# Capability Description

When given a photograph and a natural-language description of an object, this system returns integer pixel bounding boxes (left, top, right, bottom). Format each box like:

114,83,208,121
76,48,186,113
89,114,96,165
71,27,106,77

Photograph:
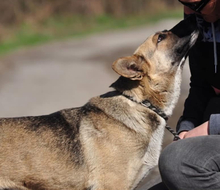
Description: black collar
122,94,168,121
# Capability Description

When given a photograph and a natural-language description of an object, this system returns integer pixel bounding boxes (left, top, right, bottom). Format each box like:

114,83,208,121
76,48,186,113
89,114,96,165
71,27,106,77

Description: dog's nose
169,14,198,38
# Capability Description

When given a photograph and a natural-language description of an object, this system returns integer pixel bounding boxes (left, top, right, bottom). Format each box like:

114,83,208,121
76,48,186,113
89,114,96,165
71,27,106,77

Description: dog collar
122,94,181,140
122,94,168,121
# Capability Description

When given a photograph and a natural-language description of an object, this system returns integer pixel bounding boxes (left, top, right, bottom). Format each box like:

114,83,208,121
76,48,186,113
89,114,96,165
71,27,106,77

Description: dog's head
111,15,199,115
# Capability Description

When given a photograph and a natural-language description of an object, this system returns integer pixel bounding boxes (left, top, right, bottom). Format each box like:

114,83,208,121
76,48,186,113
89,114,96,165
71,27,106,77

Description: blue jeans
159,136,220,190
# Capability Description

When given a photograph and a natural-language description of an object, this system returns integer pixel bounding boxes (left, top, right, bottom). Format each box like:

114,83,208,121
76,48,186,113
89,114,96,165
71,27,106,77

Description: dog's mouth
174,30,199,65
169,14,200,66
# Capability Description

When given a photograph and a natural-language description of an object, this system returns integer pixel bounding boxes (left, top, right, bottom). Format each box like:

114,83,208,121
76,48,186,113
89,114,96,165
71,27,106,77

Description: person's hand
178,121,209,139
178,131,188,139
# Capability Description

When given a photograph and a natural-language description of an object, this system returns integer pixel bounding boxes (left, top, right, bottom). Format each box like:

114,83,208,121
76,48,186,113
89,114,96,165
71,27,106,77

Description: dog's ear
112,55,144,80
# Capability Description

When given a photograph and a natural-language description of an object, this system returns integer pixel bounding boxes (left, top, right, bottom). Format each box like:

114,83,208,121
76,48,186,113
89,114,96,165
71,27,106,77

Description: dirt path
0,18,190,189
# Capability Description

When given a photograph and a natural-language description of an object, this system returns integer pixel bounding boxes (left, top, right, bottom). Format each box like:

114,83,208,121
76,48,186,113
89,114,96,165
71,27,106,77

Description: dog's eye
157,34,166,43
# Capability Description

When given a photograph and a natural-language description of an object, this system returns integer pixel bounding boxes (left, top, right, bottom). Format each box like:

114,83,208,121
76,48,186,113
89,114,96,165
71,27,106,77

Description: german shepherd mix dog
0,16,198,190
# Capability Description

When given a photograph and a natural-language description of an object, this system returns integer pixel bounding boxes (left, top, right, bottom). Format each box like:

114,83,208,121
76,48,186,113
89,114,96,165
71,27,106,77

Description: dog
0,16,199,190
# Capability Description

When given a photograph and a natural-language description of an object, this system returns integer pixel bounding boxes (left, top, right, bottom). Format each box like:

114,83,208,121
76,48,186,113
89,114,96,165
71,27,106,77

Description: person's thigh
159,136,220,190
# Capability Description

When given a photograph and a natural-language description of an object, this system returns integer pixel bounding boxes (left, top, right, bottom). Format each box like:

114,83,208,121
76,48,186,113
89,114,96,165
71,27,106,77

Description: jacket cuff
209,114,220,135
177,120,195,134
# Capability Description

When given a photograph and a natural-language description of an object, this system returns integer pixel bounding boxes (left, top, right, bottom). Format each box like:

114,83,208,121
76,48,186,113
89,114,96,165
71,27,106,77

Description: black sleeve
176,41,216,133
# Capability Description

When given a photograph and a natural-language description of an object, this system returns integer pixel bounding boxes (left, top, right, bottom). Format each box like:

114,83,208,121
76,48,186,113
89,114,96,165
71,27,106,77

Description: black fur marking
81,103,103,116
100,91,121,99
110,76,139,91
0,103,104,166
148,112,160,131
24,110,84,165
19,103,103,165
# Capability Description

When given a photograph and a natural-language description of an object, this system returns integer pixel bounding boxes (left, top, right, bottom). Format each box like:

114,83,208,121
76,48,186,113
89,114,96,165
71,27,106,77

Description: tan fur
0,19,198,190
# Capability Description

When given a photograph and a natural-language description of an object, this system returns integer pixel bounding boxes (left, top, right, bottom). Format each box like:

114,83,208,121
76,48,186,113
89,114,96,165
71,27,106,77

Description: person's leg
148,182,168,190
159,136,220,190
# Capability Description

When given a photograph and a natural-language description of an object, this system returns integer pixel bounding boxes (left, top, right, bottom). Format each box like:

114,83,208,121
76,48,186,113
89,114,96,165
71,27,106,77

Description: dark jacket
177,15,220,135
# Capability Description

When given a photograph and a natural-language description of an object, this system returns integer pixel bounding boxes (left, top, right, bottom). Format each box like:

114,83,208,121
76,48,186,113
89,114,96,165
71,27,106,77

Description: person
156,0,220,190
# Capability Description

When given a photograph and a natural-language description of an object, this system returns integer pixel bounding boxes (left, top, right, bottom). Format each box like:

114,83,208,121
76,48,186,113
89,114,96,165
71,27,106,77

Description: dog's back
0,108,88,190
0,96,157,190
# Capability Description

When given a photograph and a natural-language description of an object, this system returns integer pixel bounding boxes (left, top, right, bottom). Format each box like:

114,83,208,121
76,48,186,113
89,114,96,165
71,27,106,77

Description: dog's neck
122,94,168,121
110,75,181,118
163,67,182,116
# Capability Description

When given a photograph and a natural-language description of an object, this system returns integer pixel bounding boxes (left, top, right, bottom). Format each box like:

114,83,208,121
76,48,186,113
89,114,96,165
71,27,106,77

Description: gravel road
0,18,190,189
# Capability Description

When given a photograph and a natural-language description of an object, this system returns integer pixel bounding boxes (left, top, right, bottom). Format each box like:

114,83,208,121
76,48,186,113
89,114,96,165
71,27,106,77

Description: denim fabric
177,120,195,135
159,136,220,190
209,114,220,135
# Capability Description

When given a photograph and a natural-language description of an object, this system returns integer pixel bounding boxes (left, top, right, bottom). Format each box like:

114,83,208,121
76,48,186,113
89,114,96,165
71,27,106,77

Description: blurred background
0,0,181,55
0,1,188,189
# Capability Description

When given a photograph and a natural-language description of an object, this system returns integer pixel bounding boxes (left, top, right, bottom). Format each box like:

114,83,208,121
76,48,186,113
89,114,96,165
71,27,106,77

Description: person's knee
159,137,220,190
159,141,182,178
159,139,191,189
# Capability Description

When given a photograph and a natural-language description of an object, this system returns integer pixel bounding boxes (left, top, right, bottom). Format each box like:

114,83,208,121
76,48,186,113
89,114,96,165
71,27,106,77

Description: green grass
0,9,183,56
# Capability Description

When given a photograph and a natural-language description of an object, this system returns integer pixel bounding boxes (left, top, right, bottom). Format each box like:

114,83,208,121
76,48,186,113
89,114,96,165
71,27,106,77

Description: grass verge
0,9,183,56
